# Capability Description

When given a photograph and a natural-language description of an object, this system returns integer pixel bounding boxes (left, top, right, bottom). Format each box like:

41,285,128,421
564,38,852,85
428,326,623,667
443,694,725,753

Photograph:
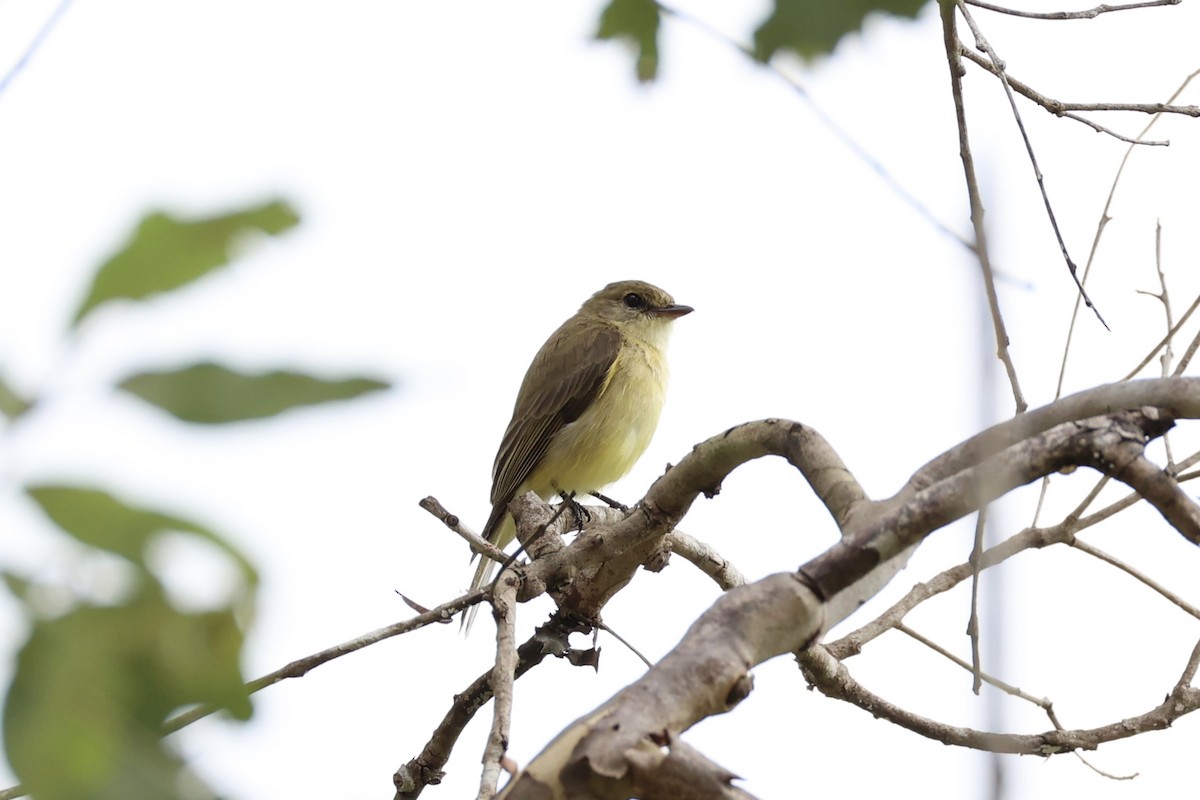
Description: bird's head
582,280,693,343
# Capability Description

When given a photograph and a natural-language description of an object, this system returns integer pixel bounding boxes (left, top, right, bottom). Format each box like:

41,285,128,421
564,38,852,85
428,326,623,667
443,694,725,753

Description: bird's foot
553,484,591,532
564,492,591,532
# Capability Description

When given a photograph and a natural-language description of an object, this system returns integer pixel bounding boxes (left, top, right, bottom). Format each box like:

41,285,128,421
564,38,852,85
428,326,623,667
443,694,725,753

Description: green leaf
118,362,390,424
596,0,661,82
28,485,202,566
3,589,249,800
71,198,300,327
753,0,928,62
25,485,257,586
0,370,31,420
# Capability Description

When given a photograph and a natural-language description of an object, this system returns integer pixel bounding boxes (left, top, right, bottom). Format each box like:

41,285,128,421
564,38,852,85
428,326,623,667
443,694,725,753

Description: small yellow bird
464,280,692,632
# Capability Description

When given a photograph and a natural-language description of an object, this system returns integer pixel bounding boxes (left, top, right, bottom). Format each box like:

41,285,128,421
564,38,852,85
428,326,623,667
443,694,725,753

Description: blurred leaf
0,370,31,420
2,571,32,602
118,362,390,424
3,588,249,800
596,0,660,82
753,0,928,62
71,198,300,327
25,485,257,586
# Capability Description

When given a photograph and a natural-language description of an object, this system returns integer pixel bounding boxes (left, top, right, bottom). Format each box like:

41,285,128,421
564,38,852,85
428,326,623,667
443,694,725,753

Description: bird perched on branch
463,279,692,632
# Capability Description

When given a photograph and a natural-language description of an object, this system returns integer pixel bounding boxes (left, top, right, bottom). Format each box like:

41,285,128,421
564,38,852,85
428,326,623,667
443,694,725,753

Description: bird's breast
530,336,669,496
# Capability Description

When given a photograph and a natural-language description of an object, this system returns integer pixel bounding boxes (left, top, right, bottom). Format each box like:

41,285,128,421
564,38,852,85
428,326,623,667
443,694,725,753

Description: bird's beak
650,303,693,319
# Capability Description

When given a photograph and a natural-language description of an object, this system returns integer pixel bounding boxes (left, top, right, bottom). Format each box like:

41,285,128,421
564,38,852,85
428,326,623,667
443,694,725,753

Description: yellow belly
524,337,668,499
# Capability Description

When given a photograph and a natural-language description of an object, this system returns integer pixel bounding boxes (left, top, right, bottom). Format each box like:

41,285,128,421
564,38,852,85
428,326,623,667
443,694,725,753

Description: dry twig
938,0,1028,412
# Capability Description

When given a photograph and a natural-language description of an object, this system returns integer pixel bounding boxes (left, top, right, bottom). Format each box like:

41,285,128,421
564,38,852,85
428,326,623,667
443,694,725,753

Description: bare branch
163,588,484,736
911,378,1200,487
520,419,868,623
896,624,1053,710
798,643,1200,754
1172,314,1200,377
1121,293,1200,382
967,509,987,694
499,572,820,799
959,49,1173,143
421,496,509,565
667,529,748,590
1179,636,1200,687
1070,539,1200,619
597,621,654,668
407,383,1200,792
1057,69,1200,397
960,49,1200,118
1109,453,1200,544
957,0,1108,329
479,575,520,800
965,0,1180,19
505,404,1190,788
394,614,592,799
938,0,1028,412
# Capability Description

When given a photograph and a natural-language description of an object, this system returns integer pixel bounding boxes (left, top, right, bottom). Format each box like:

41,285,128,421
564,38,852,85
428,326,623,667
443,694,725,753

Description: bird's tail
462,503,511,634
461,555,496,634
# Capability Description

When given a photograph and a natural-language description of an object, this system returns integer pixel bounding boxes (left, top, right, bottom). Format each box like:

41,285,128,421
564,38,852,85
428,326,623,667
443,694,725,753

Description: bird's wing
489,321,622,513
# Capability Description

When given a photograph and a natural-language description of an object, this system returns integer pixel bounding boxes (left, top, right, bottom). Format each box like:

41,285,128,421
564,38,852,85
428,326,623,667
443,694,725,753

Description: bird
463,279,692,632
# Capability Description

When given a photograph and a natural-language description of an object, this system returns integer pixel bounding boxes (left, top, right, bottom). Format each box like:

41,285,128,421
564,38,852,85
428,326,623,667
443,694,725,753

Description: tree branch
964,0,1181,20
938,0,1028,412
501,403,1191,792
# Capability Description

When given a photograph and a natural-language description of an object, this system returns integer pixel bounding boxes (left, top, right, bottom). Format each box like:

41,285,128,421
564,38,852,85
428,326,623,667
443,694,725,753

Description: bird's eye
623,293,646,309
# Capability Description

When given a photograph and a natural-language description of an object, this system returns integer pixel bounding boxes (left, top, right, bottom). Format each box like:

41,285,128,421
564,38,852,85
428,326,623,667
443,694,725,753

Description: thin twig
1173,324,1200,377
898,624,1051,708
959,49,1174,143
967,508,987,694
966,0,1179,21
1179,635,1200,686
1150,221,1176,465
1057,69,1200,397
1143,220,1176,376
1071,750,1139,780
420,496,508,565
939,0,1028,411
897,625,1140,787
1121,291,1200,381
597,621,654,668
162,588,484,735
958,0,1108,329
1070,539,1200,619
800,643,1200,755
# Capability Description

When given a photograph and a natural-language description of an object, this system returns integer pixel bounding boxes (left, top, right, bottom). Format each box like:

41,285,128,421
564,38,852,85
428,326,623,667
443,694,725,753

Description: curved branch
519,419,867,622
798,645,1200,755
911,377,1200,488
667,530,748,591
502,405,1189,792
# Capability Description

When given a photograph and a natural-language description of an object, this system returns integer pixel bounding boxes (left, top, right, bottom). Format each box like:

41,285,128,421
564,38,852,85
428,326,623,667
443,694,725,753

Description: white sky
2,1,1200,798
